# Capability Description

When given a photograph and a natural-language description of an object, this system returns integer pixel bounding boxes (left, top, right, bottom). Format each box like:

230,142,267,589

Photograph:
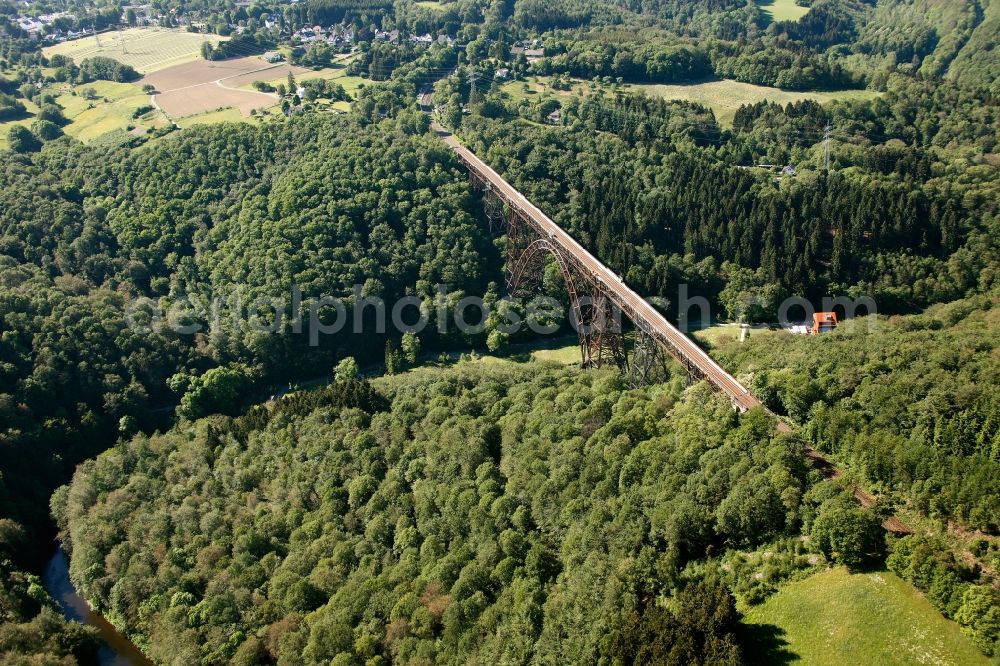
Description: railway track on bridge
431,121,910,534
433,123,760,411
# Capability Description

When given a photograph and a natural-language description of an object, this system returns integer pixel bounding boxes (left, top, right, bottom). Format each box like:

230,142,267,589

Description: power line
467,68,480,104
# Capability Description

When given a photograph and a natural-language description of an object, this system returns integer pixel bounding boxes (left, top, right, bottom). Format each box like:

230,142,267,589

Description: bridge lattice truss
466,167,707,389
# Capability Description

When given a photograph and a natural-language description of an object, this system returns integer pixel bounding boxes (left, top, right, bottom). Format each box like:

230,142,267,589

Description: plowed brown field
142,57,309,118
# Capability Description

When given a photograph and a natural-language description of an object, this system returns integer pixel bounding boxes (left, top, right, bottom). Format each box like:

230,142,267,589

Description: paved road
435,124,761,411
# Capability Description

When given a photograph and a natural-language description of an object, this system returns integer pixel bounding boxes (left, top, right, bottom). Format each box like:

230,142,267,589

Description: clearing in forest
503,76,877,127
742,567,989,665
756,0,811,23
636,80,878,126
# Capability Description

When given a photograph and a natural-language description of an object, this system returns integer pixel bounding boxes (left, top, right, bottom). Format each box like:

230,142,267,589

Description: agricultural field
141,57,293,118
223,63,313,89
743,568,990,665
756,0,811,23
42,28,226,74
142,57,296,91
154,83,276,118
234,54,364,96
175,106,254,128
142,57,361,119
1,54,362,146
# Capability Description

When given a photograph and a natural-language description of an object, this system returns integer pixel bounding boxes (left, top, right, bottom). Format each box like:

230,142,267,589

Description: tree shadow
739,622,796,665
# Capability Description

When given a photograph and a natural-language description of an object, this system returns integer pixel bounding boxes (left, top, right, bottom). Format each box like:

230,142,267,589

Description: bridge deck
436,127,761,411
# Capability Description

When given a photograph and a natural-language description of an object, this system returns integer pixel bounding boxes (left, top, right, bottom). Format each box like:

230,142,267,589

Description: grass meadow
757,0,811,23
743,567,989,665
0,79,170,148
502,76,878,127
635,80,879,126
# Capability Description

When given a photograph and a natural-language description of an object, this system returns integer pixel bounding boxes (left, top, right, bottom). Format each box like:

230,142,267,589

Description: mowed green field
743,568,989,665
502,76,878,127
502,76,598,103
635,80,879,126
43,28,225,74
175,106,254,128
757,0,811,23
692,323,788,348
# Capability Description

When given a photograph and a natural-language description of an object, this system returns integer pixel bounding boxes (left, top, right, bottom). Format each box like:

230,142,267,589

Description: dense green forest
0,109,504,660
716,295,1000,531
52,291,1000,663
0,523,99,662
54,363,827,664
712,293,1000,653
447,83,998,313
1,0,1000,662
0,110,495,599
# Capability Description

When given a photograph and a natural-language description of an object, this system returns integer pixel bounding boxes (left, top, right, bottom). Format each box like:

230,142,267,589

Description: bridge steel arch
507,235,631,371
449,130,759,407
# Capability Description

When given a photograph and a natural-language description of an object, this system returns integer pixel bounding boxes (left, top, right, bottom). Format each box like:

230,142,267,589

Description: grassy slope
55,81,165,142
175,107,253,128
0,97,38,150
0,81,170,147
743,568,989,665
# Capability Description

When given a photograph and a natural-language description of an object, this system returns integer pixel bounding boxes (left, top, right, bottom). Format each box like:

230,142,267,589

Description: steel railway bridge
435,126,761,412
431,120,914,532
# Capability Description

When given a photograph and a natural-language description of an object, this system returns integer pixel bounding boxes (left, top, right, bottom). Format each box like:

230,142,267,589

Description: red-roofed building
812,312,838,335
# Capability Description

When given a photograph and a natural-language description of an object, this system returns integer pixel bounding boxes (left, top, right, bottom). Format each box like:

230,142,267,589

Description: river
43,548,154,666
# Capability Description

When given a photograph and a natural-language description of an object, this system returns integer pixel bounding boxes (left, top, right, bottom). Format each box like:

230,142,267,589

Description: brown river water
43,548,154,666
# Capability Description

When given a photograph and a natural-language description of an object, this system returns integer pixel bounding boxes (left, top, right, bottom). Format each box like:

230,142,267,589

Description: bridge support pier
465,165,680,388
